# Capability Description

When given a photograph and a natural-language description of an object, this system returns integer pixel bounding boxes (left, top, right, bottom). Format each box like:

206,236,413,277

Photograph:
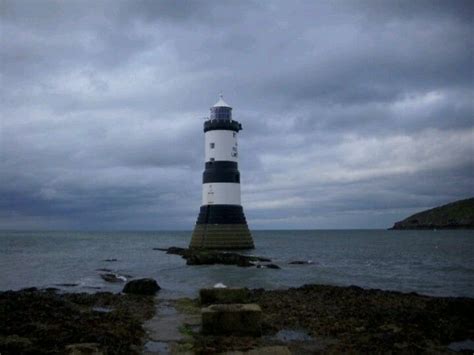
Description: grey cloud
1,0,472,230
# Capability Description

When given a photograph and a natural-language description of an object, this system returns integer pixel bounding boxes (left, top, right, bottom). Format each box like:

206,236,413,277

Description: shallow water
0,230,473,298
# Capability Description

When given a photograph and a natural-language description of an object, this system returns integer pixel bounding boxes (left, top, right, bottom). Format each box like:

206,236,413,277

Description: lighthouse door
207,185,214,204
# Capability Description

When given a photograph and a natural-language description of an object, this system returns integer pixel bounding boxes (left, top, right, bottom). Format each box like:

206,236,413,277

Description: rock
0,288,155,354
100,273,126,283
186,251,255,267
55,283,79,287
224,346,292,355
289,260,314,265
202,304,262,336
103,258,117,262
379,323,402,333
44,287,60,292
65,343,103,355
122,278,160,295
264,263,281,269
20,287,38,292
250,255,271,262
165,246,189,256
155,247,272,268
200,288,251,305
0,335,33,353
153,246,189,256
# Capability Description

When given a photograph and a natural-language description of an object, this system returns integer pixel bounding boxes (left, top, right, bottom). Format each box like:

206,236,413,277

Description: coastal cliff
390,198,474,230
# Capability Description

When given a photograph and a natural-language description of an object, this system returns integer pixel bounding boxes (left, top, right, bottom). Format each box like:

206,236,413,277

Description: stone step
201,304,262,336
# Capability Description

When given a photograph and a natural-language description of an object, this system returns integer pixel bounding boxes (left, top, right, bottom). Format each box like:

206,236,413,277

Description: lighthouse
189,95,254,249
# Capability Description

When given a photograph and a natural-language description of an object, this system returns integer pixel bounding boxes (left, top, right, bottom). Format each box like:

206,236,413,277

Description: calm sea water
0,230,473,298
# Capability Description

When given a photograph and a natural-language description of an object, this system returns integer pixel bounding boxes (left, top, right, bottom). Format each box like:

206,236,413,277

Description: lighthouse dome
210,94,232,120
213,94,231,108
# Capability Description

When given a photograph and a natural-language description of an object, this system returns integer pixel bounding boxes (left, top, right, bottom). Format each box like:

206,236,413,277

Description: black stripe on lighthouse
204,120,242,133
203,161,240,184
196,205,248,225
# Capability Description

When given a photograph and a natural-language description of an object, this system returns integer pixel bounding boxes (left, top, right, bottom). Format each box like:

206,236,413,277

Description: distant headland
390,198,474,230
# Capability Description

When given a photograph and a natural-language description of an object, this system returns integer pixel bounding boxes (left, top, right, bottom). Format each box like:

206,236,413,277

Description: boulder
165,246,189,256
155,247,272,268
153,246,189,256
289,260,314,265
186,251,254,267
122,278,160,295
200,288,250,305
202,303,262,336
233,346,292,355
264,263,281,269
0,335,33,353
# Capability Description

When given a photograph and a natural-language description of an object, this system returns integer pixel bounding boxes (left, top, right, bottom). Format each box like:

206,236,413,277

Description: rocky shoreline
1,283,473,354
0,287,155,354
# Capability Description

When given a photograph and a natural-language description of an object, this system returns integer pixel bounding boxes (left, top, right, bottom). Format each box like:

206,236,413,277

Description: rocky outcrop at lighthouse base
390,197,474,230
154,247,274,268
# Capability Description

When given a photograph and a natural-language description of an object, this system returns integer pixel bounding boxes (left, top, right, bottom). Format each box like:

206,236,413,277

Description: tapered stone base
189,224,254,250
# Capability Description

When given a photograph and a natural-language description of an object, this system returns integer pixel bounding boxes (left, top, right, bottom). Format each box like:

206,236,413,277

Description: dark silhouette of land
390,198,474,230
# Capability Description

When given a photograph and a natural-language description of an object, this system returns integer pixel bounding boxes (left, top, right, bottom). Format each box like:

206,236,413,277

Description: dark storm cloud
0,0,472,229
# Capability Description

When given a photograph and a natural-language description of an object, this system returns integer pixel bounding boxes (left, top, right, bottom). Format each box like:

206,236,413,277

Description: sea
1,230,473,299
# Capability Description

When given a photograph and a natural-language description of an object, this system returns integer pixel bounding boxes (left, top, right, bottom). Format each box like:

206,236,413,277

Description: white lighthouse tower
189,95,254,249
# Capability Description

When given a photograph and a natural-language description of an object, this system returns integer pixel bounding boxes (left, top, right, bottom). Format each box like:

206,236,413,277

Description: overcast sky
1,0,473,230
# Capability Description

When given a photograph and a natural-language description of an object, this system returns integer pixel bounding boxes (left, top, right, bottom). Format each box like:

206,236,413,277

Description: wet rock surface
263,263,281,269
202,304,262,336
288,260,314,265
100,273,128,283
2,283,473,354
123,278,160,296
156,247,276,268
248,284,474,353
170,285,474,354
0,288,155,354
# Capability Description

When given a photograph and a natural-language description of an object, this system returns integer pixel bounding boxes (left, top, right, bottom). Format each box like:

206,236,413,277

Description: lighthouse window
210,143,215,149
210,158,215,162
233,132,236,137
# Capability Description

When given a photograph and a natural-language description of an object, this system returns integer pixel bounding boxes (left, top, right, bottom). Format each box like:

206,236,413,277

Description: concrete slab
201,303,262,336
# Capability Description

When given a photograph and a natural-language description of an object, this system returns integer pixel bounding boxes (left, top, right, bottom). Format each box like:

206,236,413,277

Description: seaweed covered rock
156,247,273,268
122,278,160,295
186,250,255,267
0,289,155,354
202,303,262,336
100,273,127,283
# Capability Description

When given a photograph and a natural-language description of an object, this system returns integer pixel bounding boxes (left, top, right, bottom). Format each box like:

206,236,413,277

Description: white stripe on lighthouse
205,130,238,163
202,183,241,205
